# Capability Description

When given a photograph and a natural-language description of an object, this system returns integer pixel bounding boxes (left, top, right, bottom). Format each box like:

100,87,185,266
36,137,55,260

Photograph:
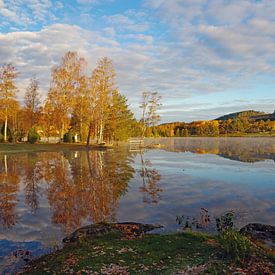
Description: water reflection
139,154,162,204
150,137,275,163
0,150,137,233
0,138,274,272
0,155,19,228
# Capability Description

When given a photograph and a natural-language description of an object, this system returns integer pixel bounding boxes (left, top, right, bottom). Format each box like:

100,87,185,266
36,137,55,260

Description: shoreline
20,223,275,275
0,135,274,153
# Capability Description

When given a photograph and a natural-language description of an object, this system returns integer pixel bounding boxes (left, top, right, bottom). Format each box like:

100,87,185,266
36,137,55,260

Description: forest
0,51,162,144
146,111,275,137
0,51,274,144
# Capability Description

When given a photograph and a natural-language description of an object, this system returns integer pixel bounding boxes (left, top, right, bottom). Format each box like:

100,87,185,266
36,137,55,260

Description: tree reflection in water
0,149,136,234
151,137,275,163
0,155,20,228
138,152,162,204
23,153,43,213
43,150,136,233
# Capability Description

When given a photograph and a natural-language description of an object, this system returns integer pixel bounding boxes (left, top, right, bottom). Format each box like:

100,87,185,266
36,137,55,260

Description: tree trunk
86,122,92,146
4,155,8,174
4,110,8,143
60,122,64,142
80,119,82,142
98,119,103,144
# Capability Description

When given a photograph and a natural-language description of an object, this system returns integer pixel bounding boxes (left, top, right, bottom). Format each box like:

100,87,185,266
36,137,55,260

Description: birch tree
46,51,86,140
0,64,18,142
139,91,162,138
88,57,116,144
24,77,41,128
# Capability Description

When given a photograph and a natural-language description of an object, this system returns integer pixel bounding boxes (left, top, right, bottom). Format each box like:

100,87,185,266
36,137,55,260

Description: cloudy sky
0,0,274,122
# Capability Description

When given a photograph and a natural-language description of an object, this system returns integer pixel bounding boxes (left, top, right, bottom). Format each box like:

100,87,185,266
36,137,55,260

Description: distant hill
215,110,265,121
252,111,275,121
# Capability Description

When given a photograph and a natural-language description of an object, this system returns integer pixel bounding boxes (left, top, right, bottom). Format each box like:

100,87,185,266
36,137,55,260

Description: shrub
63,129,74,143
0,133,3,143
216,211,252,262
216,211,235,232
218,229,252,262
28,128,40,144
0,125,13,142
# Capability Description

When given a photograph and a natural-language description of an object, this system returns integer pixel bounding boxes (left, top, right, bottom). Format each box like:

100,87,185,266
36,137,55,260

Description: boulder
63,222,163,243
240,223,275,249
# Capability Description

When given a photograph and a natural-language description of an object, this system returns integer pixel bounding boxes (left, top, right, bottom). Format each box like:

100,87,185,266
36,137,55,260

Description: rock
63,222,163,243
240,223,275,249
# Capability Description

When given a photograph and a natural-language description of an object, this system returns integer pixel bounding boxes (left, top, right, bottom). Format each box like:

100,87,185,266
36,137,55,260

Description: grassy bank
22,231,274,275
0,143,115,154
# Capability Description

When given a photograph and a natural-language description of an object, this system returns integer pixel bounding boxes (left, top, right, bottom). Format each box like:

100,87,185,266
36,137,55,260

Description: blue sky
0,0,274,122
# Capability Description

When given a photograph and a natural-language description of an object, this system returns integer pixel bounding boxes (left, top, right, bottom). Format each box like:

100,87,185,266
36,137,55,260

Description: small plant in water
215,211,235,232
176,208,210,231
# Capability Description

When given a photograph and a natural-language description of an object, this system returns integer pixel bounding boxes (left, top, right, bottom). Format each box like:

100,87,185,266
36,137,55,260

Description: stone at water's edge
63,222,163,243
240,223,275,249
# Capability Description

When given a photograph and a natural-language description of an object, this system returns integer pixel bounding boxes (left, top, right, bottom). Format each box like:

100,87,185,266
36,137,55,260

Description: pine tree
104,90,135,141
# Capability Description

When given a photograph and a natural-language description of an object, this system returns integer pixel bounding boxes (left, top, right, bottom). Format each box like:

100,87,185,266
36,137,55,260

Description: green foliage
218,229,252,262
0,133,3,142
216,211,235,232
28,128,40,144
104,91,136,141
216,212,252,263
63,129,74,143
0,125,13,142
13,130,25,142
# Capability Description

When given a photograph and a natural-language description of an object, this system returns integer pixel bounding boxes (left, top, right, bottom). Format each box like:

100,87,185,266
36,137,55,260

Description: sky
0,0,274,122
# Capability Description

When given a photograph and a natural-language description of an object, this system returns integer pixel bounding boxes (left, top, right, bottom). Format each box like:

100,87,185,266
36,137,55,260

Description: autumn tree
139,91,162,138
0,63,19,142
87,57,116,145
46,51,86,140
24,77,41,128
40,101,60,141
71,75,92,142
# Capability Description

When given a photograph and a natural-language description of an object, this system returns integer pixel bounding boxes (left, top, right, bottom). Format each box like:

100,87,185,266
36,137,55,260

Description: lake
0,137,274,272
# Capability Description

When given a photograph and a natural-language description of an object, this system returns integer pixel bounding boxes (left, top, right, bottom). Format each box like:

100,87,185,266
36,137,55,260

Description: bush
0,125,12,142
216,211,252,262
216,211,235,232
218,229,252,262
63,129,74,143
28,128,40,144
0,133,3,143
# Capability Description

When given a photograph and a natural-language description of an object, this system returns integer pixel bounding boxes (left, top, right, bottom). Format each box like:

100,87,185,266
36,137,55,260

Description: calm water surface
0,137,274,272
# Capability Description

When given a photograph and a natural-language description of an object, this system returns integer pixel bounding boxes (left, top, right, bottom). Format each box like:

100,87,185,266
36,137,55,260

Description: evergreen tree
104,90,136,141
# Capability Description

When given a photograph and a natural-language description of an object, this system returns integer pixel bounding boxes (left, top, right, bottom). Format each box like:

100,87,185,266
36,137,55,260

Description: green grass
0,143,113,153
21,231,275,275
21,232,229,275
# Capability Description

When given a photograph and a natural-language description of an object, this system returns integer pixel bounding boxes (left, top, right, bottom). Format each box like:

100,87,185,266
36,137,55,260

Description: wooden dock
128,138,144,150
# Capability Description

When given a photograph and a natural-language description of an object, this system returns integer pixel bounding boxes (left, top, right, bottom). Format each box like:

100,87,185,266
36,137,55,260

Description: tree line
0,51,161,144
145,117,274,137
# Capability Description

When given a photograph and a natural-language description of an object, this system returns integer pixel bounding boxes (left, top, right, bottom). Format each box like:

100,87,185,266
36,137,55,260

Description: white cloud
0,0,274,121
0,24,155,105
0,0,20,23
0,0,55,27
105,14,149,32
